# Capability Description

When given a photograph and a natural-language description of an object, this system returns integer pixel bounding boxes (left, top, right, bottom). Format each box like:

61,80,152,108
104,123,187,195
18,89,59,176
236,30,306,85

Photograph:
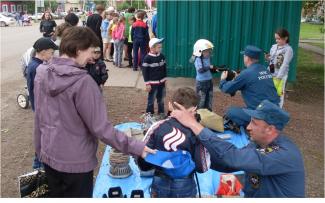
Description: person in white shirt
265,28,293,108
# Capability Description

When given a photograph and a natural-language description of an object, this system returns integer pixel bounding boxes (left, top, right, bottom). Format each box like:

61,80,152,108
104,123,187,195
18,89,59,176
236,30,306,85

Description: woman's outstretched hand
141,146,157,159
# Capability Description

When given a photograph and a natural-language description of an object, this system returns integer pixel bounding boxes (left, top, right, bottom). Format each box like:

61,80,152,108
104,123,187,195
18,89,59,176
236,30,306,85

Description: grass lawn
300,23,324,39
309,42,325,49
289,47,324,103
296,47,324,87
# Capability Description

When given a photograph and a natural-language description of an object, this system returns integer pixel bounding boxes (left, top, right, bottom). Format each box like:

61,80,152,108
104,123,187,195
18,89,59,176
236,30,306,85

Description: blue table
93,122,249,198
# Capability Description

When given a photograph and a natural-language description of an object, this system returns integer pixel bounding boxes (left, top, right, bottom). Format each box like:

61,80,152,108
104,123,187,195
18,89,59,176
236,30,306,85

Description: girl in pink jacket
112,16,125,68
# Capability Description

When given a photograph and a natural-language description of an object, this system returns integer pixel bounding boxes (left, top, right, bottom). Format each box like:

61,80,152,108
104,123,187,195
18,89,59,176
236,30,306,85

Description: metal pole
35,0,37,15
35,0,37,22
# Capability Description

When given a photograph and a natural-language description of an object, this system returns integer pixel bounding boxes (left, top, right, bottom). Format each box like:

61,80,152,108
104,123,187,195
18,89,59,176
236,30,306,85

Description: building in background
56,0,84,12
0,1,28,13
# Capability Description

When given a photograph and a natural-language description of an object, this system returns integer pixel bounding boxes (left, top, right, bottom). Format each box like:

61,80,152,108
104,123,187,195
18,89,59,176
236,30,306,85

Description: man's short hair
172,87,199,109
64,13,79,26
60,27,100,57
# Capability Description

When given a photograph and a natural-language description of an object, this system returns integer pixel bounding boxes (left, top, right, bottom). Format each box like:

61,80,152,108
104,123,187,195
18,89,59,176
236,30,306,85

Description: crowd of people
22,4,305,198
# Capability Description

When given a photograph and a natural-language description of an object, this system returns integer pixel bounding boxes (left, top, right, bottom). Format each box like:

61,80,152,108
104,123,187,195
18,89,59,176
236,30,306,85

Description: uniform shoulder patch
256,144,280,154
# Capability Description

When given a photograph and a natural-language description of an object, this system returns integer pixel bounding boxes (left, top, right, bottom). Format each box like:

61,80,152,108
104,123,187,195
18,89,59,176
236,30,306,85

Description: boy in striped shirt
142,38,167,118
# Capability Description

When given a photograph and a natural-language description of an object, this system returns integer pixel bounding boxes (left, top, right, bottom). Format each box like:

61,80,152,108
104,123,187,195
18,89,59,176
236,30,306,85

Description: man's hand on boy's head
171,102,204,135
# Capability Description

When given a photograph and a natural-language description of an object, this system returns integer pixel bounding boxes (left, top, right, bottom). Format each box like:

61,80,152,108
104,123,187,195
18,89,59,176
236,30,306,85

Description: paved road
1,24,42,84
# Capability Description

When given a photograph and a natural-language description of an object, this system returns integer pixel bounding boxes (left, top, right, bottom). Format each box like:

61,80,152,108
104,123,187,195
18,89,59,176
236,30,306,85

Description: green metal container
157,1,302,82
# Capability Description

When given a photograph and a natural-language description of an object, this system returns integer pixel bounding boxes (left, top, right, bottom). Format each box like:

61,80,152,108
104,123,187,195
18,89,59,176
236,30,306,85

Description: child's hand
221,71,228,80
264,53,271,61
145,84,151,92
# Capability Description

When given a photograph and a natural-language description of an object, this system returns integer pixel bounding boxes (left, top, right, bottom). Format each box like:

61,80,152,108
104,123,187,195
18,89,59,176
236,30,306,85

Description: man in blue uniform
220,45,280,128
170,99,305,197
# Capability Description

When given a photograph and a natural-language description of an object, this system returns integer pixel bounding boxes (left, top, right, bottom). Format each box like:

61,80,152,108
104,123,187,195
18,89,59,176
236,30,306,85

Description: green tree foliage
116,0,151,11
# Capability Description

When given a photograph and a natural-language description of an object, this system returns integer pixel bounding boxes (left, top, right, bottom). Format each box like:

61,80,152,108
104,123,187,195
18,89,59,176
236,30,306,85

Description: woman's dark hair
55,22,72,38
41,11,52,20
275,28,290,43
60,27,100,57
64,13,79,26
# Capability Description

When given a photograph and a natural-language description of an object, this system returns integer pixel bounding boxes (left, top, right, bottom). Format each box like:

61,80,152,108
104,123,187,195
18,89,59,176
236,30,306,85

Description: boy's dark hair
96,4,105,12
136,11,145,20
129,16,136,22
60,27,100,57
127,7,136,13
275,28,290,43
64,13,79,26
172,87,199,109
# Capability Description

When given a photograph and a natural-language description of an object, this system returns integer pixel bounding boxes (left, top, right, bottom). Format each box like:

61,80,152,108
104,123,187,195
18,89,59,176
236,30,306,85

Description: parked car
30,13,43,20
0,13,15,26
60,11,68,17
51,12,59,19
1,12,16,18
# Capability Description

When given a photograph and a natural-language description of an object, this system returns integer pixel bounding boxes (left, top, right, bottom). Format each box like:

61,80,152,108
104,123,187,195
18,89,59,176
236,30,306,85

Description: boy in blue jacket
138,87,210,197
26,37,58,169
131,11,150,71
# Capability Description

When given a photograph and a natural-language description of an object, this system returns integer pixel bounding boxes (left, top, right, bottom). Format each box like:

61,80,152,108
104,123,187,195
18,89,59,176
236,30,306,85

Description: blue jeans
114,40,124,67
150,175,197,197
226,106,251,127
146,83,166,114
133,39,147,70
33,154,44,169
196,80,213,111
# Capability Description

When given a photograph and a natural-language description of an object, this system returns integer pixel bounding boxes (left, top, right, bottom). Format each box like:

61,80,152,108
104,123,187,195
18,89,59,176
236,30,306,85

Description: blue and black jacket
138,118,210,175
131,20,150,43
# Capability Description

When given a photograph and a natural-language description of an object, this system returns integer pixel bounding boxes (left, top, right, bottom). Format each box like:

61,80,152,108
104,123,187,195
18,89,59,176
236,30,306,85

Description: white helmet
107,6,115,12
193,39,214,57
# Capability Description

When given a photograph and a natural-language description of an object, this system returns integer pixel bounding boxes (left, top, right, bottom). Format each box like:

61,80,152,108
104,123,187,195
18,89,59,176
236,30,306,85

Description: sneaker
157,113,166,120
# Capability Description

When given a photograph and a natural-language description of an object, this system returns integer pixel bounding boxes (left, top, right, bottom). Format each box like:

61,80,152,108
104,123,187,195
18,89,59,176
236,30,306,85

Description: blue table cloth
93,122,249,198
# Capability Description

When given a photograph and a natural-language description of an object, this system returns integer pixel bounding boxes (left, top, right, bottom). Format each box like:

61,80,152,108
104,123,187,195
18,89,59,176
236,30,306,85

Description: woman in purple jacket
33,26,154,197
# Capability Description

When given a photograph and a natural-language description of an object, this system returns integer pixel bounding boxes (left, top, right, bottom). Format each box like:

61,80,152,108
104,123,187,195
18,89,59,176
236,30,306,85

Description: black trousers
127,42,133,66
44,164,93,198
110,43,114,58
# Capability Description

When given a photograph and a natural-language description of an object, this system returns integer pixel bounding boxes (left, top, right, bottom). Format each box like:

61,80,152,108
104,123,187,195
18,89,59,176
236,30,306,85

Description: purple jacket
34,57,145,173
